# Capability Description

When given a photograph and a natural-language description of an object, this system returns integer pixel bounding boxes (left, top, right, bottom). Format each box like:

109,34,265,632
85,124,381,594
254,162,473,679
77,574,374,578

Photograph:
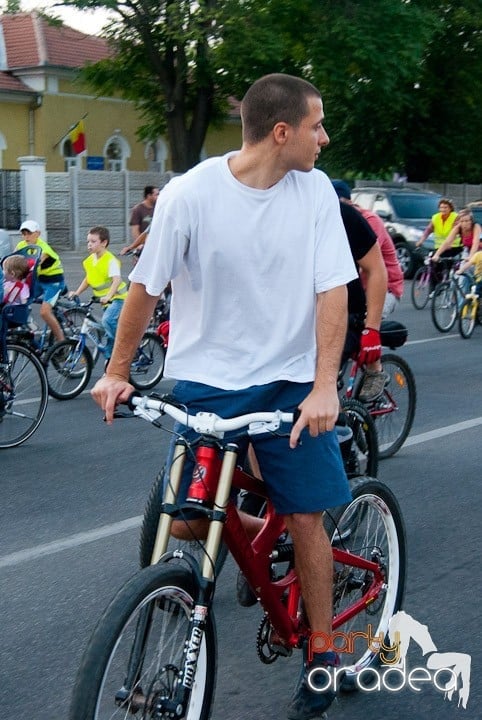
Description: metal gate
0,170,21,230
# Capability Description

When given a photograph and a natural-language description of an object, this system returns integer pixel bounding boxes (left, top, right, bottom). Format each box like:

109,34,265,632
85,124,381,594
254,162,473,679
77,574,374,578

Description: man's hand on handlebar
289,385,339,449
91,375,134,424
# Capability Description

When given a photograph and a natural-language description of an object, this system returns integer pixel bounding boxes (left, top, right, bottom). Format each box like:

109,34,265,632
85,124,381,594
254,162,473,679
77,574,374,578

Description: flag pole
52,112,88,150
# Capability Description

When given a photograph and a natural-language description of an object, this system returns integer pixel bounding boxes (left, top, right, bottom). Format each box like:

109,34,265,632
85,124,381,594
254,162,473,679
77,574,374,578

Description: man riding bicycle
92,74,358,720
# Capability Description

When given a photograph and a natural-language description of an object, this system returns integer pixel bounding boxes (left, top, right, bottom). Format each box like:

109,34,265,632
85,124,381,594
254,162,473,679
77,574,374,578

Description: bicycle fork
146,439,238,716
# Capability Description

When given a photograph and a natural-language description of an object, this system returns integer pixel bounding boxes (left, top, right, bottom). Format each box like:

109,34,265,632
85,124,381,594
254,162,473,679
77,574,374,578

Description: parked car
351,186,442,278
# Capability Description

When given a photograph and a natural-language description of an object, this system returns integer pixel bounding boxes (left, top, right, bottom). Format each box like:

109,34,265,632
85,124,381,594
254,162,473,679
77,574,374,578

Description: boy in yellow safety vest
68,226,128,360
16,220,66,341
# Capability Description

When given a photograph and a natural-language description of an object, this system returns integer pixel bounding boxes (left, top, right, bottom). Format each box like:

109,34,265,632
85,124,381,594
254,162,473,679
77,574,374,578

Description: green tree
59,0,314,171
403,0,482,182
58,0,481,180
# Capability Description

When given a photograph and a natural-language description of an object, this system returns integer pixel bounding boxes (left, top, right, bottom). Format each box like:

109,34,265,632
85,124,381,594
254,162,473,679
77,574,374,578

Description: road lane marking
405,334,458,346
403,416,482,446
3,414,482,570
0,516,142,569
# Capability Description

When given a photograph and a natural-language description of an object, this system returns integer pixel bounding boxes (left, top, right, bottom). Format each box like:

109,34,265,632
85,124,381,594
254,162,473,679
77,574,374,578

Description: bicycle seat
380,320,407,349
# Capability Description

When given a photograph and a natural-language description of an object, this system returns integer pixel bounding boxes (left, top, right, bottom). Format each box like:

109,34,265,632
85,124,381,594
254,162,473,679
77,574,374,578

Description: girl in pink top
2,254,31,304
433,210,481,262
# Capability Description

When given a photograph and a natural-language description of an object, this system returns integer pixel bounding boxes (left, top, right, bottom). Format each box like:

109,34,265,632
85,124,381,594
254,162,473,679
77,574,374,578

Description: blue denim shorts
164,380,351,515
40,280,66,306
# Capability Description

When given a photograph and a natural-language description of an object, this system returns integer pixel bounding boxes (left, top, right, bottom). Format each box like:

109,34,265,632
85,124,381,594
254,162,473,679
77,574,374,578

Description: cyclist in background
416,198,460,293
416,197,459,255
432,209,482,263
16,220,66,341
332,180,403,317
92,73,358,720
331,181,388,403
68,226,128,362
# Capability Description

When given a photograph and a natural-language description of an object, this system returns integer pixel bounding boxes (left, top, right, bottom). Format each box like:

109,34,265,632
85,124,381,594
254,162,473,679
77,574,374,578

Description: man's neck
228,146,287,190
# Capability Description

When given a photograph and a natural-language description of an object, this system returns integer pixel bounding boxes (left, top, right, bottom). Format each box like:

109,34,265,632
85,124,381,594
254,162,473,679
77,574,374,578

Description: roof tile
1,12,109,70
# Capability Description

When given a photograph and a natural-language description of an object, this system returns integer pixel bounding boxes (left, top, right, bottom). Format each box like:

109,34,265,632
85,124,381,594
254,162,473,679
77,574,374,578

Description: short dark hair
88,226,110,246
438,198,455,212
241,73,321,145
144,186,156,198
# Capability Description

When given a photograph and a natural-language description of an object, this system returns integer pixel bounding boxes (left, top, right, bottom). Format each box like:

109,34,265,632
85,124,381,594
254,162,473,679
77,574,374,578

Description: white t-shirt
130,153,357,390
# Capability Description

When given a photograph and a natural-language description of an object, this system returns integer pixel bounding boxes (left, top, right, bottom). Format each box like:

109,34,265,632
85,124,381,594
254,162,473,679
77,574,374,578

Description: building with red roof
0,11,240,172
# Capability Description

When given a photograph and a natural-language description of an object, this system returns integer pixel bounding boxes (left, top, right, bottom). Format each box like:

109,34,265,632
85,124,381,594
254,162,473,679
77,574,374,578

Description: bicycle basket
380,320,407,349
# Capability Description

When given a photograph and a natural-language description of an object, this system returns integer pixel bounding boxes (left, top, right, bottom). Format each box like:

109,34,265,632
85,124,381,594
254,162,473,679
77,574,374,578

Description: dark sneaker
358,369,390,403
287,646,339,720
236,570,257,607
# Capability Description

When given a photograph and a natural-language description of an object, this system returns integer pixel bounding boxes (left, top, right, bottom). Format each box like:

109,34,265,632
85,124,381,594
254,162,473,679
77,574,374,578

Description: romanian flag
69,120,86,154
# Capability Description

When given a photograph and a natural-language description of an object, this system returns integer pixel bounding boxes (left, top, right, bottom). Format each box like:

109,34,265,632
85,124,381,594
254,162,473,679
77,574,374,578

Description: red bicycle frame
181,441,387,651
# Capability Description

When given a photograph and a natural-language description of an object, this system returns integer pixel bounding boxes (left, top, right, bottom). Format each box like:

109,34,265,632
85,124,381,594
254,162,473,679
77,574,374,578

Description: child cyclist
456,248,482,296
16,220,66,341
68,226,128,361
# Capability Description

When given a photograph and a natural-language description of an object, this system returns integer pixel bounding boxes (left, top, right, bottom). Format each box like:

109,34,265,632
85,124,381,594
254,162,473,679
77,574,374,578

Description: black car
351,186,442,278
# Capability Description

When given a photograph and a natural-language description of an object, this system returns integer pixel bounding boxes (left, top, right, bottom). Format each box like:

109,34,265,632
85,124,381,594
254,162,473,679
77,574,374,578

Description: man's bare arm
290,285,348,447
357,242,387,331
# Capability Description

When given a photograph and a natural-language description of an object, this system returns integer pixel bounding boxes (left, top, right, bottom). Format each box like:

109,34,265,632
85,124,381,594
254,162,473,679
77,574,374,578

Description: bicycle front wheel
431,282,457,332
129,332,165,390
324,477,406,687
69,564,217,720
458,298,477,339
63,307,102,364
45,339,93,400
359,353,416,459
139,470,229,576
0,343,48,449
410,266,431,309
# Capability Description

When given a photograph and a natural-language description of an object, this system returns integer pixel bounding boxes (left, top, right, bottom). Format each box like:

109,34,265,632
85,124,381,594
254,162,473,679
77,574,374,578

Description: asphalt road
1,260,481,719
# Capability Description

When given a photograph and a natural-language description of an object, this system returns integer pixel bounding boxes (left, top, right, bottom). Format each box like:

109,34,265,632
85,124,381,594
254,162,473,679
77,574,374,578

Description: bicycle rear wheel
129,332,165,390
431,282,457,332
69,564,216,720
410,266,431,309
458,298,477,339
45,339,93,400
139,470,229,576
324,477,406,687
340,398,378,478
0,343,48,449
359,353,416,459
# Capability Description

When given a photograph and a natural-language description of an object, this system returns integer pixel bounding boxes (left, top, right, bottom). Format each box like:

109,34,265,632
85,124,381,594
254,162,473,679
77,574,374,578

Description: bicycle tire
431,281,457,332
129,332,165,390
44,339,93,400
139,469,229,576
324,477,406,688
340,398,378,478
0,343,48,449
410,266,431,309
357,353,416,458
69,564,217,720
63,307,102,364
458,298,477,339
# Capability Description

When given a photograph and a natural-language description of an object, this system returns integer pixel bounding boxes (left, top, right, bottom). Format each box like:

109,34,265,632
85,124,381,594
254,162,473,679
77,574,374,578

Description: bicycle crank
256,615,292,664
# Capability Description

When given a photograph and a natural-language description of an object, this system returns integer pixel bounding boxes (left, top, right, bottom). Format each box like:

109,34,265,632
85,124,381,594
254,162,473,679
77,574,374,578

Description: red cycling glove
358,327,382,365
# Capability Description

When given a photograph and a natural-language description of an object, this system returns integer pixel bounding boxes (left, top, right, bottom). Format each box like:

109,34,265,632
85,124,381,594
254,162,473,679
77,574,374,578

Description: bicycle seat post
150,440,187,565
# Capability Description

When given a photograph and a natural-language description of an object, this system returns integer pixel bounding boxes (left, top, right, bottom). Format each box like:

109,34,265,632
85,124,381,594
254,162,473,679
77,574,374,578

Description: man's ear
272,122,290,145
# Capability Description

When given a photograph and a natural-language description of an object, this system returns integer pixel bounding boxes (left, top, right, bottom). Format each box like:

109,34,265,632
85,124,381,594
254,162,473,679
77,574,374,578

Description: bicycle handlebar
128,393,294,438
